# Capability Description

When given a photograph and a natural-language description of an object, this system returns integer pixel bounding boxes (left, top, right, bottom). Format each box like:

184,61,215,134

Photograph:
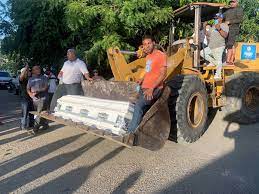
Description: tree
238,0,259,42
64,0,175,72
1,0,74,70
0,0,258,77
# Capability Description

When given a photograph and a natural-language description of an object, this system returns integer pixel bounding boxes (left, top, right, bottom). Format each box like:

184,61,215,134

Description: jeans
21,98,34,129
33,95,48,127
47,93,54,110
201,46,225,76
50,83,83,112
127,88,161,133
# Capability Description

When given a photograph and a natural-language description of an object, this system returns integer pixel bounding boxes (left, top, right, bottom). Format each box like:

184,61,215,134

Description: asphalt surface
0,89,259,194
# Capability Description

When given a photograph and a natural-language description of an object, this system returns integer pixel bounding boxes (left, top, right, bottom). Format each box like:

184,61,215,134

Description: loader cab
169,2,229,68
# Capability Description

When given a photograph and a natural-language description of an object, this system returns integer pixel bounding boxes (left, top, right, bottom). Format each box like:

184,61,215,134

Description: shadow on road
0,137,104,193
0,134,84,177
158,72,259,193
0,123,65,146
0,126,20,136
20,124,65,142
26,166,89,194
0,132,29,146
158,122,259,193
112,170,142,194
25,146,126,194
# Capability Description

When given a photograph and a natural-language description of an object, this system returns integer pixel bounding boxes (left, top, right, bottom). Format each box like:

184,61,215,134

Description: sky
0,0,9,39
0,0,7,4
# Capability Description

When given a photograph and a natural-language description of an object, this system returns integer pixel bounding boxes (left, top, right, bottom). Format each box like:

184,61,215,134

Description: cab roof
173,2,229,22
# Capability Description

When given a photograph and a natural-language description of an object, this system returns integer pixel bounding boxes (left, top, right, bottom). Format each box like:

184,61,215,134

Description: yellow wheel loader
33,2,259,151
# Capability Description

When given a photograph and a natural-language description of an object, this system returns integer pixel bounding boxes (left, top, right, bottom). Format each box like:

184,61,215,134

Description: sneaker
39,124,49,131
32,127,40,134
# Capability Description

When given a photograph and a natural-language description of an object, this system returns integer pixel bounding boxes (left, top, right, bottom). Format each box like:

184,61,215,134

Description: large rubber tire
167,75,208,143
224,72,259,124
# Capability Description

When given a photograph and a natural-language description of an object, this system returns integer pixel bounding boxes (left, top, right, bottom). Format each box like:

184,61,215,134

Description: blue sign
241,45,256,60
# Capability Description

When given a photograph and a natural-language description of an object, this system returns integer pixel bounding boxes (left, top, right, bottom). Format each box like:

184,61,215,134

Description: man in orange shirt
127,35,167,133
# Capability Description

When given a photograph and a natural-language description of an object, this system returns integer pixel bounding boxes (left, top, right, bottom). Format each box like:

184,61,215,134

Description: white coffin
54,95,134,135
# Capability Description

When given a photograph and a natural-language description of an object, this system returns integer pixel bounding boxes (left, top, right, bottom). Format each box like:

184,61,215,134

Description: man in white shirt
50,49,93,112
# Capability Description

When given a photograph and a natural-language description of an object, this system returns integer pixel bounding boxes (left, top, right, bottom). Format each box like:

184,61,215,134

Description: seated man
200,13,229,79
49,49,93,112
127,35,167,133
27,65,49,131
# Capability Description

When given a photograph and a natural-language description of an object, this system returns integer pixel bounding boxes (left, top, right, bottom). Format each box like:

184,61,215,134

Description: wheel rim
244,86,259,112
187,92,205,128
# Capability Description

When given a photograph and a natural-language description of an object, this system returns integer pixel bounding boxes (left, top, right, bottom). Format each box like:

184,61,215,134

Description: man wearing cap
201,13,229,79
50,49,93,112
19,64,34,130
224,0,244,65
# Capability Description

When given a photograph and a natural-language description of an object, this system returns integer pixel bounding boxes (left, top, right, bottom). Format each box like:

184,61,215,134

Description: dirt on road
1,90,259,194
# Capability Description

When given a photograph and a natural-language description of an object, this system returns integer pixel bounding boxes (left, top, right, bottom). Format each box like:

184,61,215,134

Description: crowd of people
200,0,243,79
19,49,104,133
18,0,243,134
128,0,243,133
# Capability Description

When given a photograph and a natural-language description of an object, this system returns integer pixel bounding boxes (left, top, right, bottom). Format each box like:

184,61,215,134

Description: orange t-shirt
142,50,167,89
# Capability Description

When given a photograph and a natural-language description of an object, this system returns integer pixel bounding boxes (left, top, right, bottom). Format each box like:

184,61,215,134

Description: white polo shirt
61,58,89,84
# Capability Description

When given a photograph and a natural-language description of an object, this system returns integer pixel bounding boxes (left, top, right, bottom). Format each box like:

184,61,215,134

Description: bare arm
58,71,63,79
27,88,34,98
203,22,209,37
84,73,93,81
218,29,228,38
215,24,228,38
19,65,29,81
27,84,36,99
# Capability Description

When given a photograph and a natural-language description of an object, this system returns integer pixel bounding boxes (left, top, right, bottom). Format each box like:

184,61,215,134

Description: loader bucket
81,80,171,151
81,80,138,101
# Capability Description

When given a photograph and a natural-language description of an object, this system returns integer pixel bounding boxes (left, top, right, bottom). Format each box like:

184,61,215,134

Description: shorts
226,27,240,49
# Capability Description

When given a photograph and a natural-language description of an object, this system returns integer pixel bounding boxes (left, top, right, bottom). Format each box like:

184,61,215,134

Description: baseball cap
215,13,224,18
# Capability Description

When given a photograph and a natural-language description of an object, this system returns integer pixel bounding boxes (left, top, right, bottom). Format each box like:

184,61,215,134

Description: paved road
0,89,259,194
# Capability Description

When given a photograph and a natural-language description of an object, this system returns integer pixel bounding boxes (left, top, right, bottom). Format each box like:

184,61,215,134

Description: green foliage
64,0,175,71
0,0,258,77
1,0,73,69
238,0,259,42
